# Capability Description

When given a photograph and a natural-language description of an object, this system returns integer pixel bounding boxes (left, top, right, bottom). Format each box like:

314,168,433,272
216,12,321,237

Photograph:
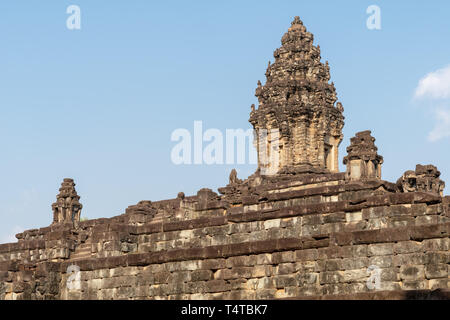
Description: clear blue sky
1,0,450,242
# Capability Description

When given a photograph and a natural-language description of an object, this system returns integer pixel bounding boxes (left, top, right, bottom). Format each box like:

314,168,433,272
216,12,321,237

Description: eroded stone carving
396,164,445,196
229,169,243,185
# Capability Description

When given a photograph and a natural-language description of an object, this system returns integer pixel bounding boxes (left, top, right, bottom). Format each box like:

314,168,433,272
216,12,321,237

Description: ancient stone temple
0,17,448,300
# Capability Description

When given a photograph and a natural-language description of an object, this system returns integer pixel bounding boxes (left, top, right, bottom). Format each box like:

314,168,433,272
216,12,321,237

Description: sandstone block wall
1,175,449,300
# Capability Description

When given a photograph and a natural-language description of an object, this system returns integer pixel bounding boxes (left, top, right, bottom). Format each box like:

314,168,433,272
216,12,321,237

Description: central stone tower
250,17,345,175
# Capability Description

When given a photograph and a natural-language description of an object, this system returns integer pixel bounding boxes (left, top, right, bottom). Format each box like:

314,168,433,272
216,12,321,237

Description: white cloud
413,65,450,142
414,65,450,99
428,109,450,142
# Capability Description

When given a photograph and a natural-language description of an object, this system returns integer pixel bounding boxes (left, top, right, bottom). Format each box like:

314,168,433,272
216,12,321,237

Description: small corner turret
51,178,82,224
343,131,383,181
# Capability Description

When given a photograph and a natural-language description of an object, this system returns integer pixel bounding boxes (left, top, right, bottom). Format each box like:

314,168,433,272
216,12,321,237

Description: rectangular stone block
245,277,275,290
323,212,346,224
184,281,206,294
425,252,449,265
425,264,447,279
296,272,318,285
429,279,449,290
273,275,297,288
320,271,342,285
400,265,425,281
322,283,366,296
387,216,415,228
393,253,426,266
255,253,272,265
226,256,253,268
425,204,442,215
294,261,319,273
225,289,256,300
191,270,213,282
264,219,281,230
346,211,362,223
380,268,399,282
340,269,368,283
393,241,422,254
274,261,294,275
389,205,411,216
410,203,428,216
272,251,295,264
368,243,394,256
204,280,230,293
402,280,428,290
295,249,318,261
297,284,321,296
318,247,342,259
325,259,341,271
366,218,388,230
253,265,272,278
340,257,369,270
415,215,438,226
340,245,368,258
255,288,276,299
378,281,402,291
362,207,388,219
409,224,448,241
369,255,394,268
167,271,191,283
200,259,226,270
153,271,170,284
422,238,450,251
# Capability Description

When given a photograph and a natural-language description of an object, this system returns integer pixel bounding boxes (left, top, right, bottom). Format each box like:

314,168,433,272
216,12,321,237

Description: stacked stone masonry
0,173,449,300
0,17,448,300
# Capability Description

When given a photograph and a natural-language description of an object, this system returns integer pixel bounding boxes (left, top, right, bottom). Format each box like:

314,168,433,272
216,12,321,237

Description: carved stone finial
177,192,185,200
52,178,82,224
257,80,262,87
251,104,255,112
336,102,344,113
291,16,303,26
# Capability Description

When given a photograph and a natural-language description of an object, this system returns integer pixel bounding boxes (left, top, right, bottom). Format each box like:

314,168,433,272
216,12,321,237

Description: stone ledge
44,222,448,272
286,289,450,300
129,192,443,236
331,223,450,245
11,189,442,244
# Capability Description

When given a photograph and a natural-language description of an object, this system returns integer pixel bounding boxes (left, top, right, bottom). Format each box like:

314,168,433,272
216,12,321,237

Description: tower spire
250,16,344,175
